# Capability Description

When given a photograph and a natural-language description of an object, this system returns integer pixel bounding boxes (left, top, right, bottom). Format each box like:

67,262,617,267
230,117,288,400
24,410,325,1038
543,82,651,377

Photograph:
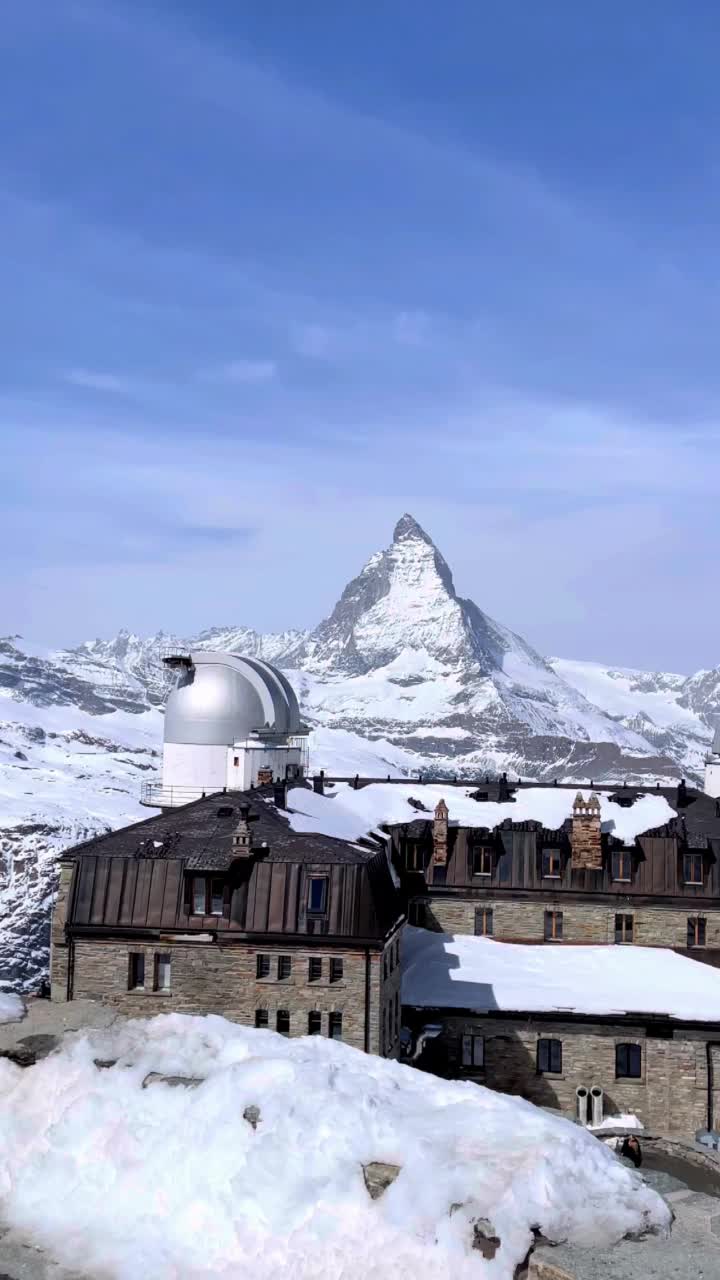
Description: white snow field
402,928,720,1022
0,1014,669,1280
0,992,23,1023
283,782,676,846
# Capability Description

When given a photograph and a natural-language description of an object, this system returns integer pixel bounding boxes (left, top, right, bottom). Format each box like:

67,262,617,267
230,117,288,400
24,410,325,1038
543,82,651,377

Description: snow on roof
0,992,24,1024
402,928,720,1022
285,783,676,846
0,1013,669,1279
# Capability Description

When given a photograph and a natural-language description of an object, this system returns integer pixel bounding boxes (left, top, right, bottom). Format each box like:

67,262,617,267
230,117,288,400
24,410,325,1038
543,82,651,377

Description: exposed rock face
361,1161,401,1199
141,1072,204,1089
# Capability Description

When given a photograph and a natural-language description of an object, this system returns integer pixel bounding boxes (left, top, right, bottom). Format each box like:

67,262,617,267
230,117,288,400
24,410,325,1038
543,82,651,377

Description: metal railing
140,782,216,808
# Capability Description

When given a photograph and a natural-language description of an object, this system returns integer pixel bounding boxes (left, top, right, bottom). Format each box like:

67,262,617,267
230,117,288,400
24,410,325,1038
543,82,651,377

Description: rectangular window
611,850,632,882
328,1012,343,1040
405,844,424,872
544,910,563,941
614,913,634,944
191,876,206,915
255,1009,268,1028
210,878,224,916
616,1043,642,1079
542,849,562,879
154,953,171,991
256,954,270,979
330,958,344,983
308,1011,322,1035
308,957,323,982
461,1034,484,1068
278,956,292,980
474,907,494,937
276,1010,290,1035
688,917,707,947
128,953,145,990
537,1038,562,1074
683,853,704,885
472,847,493,877
233,756,239,766
308,876,328,914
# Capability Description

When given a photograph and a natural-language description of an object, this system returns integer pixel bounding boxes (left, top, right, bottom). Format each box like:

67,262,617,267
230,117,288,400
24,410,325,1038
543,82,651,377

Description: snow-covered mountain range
2,513,718,991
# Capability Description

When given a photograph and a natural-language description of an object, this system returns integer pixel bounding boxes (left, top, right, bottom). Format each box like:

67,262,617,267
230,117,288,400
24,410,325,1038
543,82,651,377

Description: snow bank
285,782,676,846
402,928,720,1021
591,1114,644,1133
0,1015,669,1280
0,992,24,1023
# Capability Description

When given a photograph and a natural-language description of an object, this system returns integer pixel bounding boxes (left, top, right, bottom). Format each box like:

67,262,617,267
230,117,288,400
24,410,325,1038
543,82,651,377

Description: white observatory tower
705,725,720,799
142,651,308,807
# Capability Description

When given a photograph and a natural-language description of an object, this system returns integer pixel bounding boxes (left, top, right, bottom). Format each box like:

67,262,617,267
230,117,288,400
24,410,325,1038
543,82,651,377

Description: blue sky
2,0,720,671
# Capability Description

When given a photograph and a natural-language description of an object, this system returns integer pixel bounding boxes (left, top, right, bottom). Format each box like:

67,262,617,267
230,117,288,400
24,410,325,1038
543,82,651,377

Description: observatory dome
164,651,302,747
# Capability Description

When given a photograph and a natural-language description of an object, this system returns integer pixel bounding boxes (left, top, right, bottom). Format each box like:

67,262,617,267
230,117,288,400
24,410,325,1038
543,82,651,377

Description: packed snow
284,782,676,845
0,1014,670,1280
591,1115,644,1133
0,992,23,1023
402,928,720,1021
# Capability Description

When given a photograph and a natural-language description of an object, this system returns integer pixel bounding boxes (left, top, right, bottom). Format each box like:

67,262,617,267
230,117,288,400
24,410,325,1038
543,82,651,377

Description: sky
2,0,720,672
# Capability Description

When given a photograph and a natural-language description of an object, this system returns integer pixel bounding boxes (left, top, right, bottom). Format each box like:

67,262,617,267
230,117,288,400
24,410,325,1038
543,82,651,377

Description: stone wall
422,896,720,951
415,1012,712,1136
67,930,404,1057
49,863,74,1001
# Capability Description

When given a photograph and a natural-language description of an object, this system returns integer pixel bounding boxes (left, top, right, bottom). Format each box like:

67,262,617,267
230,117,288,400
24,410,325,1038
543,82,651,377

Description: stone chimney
232,804,253,857
433,799,449,866
571,792,602,870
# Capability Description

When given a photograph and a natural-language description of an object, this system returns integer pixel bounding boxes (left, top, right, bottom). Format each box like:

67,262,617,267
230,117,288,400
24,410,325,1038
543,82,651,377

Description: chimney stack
273,778,287,809
232,804,253,857
313,770,325,796
571,792,602,870
433,799,449,867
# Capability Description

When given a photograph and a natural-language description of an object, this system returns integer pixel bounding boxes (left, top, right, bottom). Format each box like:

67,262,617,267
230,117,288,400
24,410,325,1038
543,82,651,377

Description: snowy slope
0,1014,670,1280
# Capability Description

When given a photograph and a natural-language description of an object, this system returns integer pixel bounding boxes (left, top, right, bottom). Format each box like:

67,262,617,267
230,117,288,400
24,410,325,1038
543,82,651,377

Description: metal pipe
576,1085,589,1125
590,1086,604,1127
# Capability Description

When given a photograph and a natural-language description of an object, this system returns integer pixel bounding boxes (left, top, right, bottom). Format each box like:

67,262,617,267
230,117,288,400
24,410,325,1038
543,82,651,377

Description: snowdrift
0,992,23,1023
0,1014,670,1279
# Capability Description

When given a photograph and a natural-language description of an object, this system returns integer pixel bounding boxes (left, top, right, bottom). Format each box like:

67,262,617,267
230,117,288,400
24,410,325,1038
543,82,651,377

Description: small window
308,957,323,982
278,956,292,980
461,1034,484,1068
191,876,206,915
308,1011,322,1035
330,958,344,983
614,913,634,944
128,953,145,990
276,1009,290,1035
688,917,707,948
408,901,425,927
683,853,704,885
233,756,239,767
472,847,493,877
154,953,171,991
210,878,224,916
308,876,328,914
611,850,632,882
542,849,562,879
537,1038,562,1074
544,910,563,941
255,1009,268,1028
616,1042,642,1079
405,844,424,872
256,954,270,980
474,907,493,937
328,1012,342,1040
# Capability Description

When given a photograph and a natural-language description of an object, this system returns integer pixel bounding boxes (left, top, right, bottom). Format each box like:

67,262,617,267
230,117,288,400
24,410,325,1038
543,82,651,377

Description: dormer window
471,847,493,877
542,849,561,879
189,875,226,917
611,850,632,883
308,876,328,915
683,853,704,886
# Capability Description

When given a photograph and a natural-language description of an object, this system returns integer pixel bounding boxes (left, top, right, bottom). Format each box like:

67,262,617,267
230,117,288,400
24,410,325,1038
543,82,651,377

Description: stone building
51,783,404,1057
402,927,720,1136
388,779,720,961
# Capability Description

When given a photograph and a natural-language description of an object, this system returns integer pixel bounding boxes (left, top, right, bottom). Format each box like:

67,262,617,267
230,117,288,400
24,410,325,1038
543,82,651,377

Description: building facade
51,786,404,1058
388,780,720,962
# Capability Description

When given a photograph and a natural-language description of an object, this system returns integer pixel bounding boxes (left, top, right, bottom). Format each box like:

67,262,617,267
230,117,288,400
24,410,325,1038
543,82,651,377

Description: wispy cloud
63,368,133,394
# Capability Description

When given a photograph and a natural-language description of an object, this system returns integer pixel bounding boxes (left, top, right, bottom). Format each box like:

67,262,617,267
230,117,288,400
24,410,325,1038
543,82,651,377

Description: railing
140,782,217,808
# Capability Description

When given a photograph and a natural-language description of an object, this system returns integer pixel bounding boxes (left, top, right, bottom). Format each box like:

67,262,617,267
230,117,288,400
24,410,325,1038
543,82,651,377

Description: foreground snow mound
0,1015,670,1280
0,992,24,1023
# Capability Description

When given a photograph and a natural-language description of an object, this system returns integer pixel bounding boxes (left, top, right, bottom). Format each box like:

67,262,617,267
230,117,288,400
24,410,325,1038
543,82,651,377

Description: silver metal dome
164,651,302,746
